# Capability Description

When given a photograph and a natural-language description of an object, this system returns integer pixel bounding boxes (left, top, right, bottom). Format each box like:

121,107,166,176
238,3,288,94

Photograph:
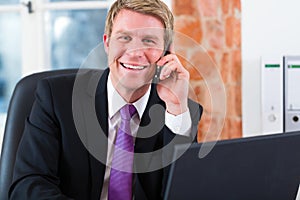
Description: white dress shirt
100,75,192,200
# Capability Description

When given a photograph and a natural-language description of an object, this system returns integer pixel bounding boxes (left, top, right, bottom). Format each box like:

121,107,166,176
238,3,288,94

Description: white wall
241,0,300,136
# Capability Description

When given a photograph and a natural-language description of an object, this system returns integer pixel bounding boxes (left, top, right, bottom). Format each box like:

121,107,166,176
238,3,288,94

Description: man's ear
103,34,109,54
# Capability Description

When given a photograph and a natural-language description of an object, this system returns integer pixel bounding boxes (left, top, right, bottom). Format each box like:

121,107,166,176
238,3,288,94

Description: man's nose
125,41,146,57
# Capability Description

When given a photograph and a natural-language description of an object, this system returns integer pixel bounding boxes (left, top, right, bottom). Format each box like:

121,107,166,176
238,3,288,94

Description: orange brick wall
172,0,242,142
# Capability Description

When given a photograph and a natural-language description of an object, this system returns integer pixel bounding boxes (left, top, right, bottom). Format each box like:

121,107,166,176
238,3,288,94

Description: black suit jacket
9,69,202,200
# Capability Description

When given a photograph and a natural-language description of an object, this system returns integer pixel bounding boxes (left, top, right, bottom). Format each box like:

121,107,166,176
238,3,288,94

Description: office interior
0,0,300,163
1,0,300,199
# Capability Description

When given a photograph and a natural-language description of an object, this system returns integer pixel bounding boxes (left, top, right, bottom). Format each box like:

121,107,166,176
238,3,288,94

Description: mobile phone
152,65,162,84
152,47,171,84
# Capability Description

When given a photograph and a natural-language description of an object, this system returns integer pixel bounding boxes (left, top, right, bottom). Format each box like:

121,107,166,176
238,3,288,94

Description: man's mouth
121,63,148,70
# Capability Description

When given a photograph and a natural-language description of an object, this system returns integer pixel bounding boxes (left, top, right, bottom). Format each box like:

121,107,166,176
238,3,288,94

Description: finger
159,61,177,80
156,54,174,66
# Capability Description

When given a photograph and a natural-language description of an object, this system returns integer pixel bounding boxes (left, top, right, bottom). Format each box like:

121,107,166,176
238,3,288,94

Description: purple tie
108,104,137,200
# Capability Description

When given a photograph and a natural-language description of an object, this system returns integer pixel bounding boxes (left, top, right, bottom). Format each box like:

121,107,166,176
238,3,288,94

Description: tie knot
120,104,136,120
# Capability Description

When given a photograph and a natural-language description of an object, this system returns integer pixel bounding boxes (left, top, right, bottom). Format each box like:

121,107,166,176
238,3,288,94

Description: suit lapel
134,85,166,171
133,84,166,199
135,84,165,151
75,68,110,199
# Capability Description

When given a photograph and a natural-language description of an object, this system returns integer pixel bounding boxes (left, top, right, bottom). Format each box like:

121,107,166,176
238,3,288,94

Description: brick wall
172,0,242,142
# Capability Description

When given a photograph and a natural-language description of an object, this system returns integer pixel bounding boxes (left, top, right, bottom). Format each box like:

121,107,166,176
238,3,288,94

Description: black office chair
0,69,79,200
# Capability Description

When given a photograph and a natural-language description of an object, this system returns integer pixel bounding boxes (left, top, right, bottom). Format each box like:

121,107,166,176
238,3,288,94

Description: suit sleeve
9,79,73,200
161,99,203,198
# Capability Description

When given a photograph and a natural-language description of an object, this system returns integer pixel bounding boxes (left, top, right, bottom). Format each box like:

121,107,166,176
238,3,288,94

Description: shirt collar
107,74,151,119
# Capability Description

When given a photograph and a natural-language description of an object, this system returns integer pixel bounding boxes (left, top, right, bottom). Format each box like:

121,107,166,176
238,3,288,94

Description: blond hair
105,0,174,50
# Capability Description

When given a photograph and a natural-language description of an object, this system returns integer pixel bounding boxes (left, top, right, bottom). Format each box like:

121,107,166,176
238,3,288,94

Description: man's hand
156,45,190,116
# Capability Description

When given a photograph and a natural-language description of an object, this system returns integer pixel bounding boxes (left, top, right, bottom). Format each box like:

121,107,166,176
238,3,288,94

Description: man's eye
118,36,131,41
143,39,155,44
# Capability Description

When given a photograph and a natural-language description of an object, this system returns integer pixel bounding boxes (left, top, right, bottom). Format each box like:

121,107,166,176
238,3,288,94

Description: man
9,0,202,199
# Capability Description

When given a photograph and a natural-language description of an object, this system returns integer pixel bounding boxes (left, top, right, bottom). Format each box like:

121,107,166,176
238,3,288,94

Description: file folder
284,56,300,132
261,57,283,134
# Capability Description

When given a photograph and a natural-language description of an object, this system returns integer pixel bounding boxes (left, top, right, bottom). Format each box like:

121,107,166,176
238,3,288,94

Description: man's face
104,9,165,96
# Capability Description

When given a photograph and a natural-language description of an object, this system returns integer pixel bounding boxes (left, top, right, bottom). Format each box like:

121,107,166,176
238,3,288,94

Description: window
0,0,112,149
46,9,107,69
0,1,22,147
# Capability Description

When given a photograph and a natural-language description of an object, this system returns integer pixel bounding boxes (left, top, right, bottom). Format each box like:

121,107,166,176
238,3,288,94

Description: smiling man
9,0,202,200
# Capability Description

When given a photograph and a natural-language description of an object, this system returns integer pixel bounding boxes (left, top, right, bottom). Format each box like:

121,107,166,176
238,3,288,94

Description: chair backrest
0,69,79,200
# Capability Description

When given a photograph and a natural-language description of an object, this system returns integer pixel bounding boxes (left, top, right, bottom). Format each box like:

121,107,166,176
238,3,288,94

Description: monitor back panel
164,132,300,200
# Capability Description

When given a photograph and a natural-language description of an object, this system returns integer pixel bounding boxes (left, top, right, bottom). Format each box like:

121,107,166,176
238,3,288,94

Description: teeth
123,63,146,70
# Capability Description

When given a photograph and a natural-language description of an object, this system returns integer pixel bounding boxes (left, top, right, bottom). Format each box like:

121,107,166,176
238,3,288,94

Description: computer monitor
164,131,300,200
